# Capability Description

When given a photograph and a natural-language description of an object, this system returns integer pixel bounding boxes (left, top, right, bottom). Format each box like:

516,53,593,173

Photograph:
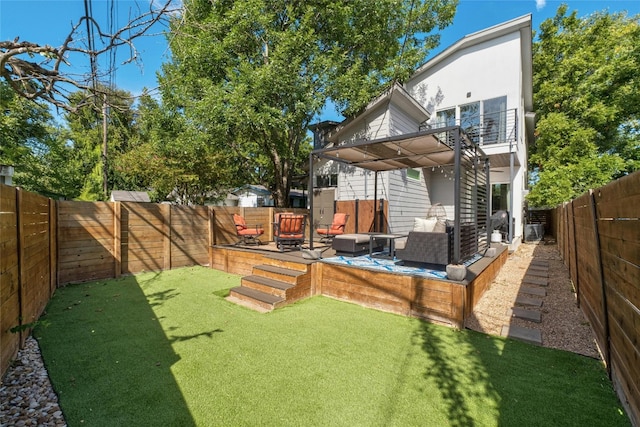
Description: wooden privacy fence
1,185,56,378
1,195,310,377
552,171,640,426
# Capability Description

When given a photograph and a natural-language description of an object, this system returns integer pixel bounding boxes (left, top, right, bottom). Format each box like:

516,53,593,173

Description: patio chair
316,213,349,243
273,214,306,252
233,213,264,245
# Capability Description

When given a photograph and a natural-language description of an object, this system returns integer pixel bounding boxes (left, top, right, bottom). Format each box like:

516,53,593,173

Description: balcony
422,108,518,147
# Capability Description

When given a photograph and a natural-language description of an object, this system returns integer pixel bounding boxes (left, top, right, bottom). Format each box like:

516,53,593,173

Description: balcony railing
421,108,518,147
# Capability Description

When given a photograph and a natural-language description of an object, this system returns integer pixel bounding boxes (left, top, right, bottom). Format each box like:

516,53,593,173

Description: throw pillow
413,217,437,232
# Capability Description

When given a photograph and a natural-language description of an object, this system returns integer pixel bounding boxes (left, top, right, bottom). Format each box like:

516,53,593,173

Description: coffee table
369,233,407,259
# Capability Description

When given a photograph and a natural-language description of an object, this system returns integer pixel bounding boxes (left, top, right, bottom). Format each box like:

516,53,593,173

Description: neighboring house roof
110,190,151,202
411,14,533,114
232,184,272,197
328,82,430,144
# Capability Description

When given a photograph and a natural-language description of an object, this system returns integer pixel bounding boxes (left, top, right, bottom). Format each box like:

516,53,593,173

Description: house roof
232,184,272,196
313,126,483,172
411,14,533,113
110,190,151,202
327,82,430,143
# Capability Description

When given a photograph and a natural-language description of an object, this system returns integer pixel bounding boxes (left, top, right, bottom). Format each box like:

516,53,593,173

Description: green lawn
35,266,629,426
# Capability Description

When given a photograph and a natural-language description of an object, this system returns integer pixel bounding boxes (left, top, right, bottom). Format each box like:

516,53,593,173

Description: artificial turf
34,266,630,426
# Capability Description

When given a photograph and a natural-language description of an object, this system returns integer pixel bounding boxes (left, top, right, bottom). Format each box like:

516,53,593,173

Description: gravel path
0,241,600,425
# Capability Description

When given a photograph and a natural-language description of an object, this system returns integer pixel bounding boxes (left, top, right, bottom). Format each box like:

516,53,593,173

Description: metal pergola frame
308,126,491,264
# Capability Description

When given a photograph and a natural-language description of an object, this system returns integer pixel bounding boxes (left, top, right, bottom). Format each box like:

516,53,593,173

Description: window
435,108,456,128
434,96,508,145
491,183,510,213
407,168,420,180
483,96,507,144
460,102,480,143
316,174,338,187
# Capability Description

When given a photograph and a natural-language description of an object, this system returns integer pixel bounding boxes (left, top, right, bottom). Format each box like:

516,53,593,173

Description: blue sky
2,0,639,122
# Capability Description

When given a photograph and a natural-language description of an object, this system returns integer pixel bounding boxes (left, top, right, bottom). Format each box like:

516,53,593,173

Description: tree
63,86,138,201
529,5,640,207
161,0,457,207
114,94,237,204
0,1,178,112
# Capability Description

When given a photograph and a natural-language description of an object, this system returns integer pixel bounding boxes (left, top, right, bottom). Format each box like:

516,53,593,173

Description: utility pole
102,93,108,199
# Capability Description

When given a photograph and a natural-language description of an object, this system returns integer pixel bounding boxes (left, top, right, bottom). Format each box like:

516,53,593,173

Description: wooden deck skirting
209,245,508,328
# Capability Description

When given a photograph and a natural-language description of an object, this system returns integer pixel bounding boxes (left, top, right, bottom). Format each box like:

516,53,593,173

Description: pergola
308,126,492,265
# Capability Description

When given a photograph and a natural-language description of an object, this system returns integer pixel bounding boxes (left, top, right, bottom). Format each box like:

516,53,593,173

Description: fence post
163,204,171,271
570,201,580,308
15,188,25,344
590,189,611,378
113,202,121,278
49,199,57,295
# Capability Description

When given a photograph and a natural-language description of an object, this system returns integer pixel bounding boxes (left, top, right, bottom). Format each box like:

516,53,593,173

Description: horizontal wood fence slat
1,185,55,378
554,171,640,426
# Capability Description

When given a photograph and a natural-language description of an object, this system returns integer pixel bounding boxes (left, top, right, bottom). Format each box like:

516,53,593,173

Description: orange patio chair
273,214,306,252
233,213,264,245
316,213,349,243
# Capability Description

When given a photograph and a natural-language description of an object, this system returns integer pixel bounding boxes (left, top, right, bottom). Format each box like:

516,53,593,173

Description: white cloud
536,0,546,11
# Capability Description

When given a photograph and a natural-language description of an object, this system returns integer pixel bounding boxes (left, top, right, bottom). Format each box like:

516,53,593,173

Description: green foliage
0,81,51,167
114,94,236,203
530,5,640,206
161,0,457,206
63,87,137,201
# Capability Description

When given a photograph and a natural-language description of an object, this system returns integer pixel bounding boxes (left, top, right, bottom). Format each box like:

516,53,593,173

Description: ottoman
331,233,383,257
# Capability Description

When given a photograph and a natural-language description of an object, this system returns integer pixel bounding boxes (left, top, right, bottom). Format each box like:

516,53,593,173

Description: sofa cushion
413,217,437,232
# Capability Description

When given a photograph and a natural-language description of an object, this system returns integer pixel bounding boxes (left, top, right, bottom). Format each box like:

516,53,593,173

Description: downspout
374,171,379,232
509,113,518,244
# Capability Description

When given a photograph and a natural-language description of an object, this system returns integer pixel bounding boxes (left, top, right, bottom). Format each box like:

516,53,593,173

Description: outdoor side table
369,234,407,259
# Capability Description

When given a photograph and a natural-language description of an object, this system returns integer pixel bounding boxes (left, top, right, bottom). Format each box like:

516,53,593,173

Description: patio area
210,240,508,328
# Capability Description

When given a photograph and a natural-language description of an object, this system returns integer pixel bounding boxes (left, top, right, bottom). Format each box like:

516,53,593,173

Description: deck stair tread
522,276,548,287
254,264,306,277
519,286,547,297
508,307,542,323
515,295,543,307
229,286,284,305
501,324,542,345
243,275,295,291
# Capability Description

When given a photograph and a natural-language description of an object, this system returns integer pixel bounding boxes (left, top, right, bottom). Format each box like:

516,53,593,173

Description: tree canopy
529,5,640,207
160,0,457,207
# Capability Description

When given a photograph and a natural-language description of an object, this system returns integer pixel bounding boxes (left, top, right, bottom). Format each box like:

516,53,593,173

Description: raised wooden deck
209,243,508,328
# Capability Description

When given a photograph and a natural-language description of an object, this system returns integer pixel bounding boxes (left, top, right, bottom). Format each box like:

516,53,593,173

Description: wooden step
242,275,294,298
501,324,542,345
228,286,284,312
264,253,313,272
253,264,306,285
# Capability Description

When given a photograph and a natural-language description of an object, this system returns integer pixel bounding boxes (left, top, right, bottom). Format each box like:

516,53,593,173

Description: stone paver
501,324,542,345
522,276,548,286
508,307,542,323
515,295,543,307
520,286,547,297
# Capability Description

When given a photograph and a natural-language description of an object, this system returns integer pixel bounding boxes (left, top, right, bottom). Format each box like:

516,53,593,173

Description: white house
312,14,534,249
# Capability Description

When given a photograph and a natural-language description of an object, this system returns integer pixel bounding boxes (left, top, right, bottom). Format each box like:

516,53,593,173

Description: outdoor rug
321,252,484,280
320,254,449,279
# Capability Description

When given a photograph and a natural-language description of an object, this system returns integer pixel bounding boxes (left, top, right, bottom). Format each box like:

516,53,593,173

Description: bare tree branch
0,0,180,112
